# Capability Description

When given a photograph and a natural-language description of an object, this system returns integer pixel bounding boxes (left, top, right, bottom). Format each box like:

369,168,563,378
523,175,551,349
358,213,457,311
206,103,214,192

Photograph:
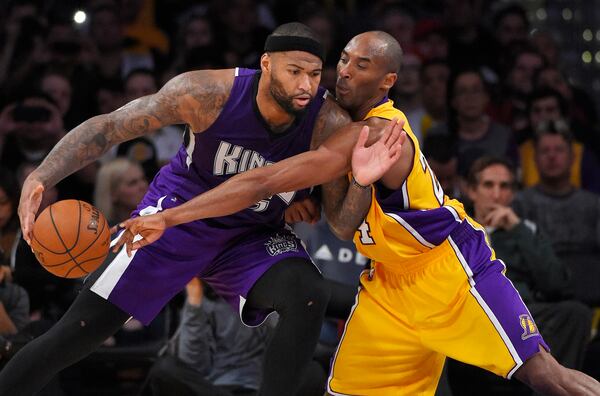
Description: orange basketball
31,200,111,278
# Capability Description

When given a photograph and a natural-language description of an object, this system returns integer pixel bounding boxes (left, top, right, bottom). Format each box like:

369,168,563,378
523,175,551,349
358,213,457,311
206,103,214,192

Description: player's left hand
110,213,167,256
351,118,406,187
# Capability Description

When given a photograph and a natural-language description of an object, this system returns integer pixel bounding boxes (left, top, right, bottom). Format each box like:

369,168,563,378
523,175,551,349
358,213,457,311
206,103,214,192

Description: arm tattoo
311,97,370,239
33,70,232,188
322,175,371,240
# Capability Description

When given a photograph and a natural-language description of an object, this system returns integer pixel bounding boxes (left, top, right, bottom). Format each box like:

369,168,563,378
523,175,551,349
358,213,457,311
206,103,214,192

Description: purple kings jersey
137,68,328,229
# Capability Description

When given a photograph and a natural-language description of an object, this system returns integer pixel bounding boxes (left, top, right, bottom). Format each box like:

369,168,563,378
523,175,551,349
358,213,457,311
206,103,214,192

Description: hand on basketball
351,118,406,187
111,213,167,256
18,176,45,245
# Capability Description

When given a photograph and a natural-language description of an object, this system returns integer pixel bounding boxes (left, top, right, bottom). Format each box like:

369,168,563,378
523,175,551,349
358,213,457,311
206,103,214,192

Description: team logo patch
519,314,539,340
265,234,298,256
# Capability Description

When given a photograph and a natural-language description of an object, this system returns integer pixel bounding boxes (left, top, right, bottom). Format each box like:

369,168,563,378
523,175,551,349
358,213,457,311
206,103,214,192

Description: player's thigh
327,272,445,396
422,255,547,379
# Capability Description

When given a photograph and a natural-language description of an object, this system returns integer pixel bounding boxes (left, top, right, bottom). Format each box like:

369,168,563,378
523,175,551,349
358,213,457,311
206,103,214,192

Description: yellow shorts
327,221,547,395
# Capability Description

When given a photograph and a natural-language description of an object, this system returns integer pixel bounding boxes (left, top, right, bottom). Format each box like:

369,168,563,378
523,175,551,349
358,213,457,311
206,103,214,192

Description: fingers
354,125,369,150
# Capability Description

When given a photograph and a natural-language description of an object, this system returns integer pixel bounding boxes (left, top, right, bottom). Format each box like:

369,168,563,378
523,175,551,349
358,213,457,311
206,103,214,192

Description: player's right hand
18,177,45,245
284,197,321,224
111,213,167,257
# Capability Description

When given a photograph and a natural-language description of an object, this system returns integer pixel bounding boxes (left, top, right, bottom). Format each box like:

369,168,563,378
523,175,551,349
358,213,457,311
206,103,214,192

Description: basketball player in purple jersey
113,32,600,395
3,23,402,396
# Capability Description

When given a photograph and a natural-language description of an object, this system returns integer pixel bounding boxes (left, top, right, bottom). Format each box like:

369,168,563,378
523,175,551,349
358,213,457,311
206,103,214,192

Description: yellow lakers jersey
353,99,468,262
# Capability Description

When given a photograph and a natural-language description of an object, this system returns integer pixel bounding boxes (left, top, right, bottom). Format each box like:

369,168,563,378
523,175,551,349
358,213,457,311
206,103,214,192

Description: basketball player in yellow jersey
322,31,600,395
111,31,599,395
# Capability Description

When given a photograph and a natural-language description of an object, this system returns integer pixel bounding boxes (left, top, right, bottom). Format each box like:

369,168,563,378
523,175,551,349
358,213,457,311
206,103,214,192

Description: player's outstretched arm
322,118,407,240
112,118,405,255
19,70,232,244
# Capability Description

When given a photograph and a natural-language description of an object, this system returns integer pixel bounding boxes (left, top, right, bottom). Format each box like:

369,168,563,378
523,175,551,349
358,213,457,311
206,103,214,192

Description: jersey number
419,152,444,206
358,221,375,245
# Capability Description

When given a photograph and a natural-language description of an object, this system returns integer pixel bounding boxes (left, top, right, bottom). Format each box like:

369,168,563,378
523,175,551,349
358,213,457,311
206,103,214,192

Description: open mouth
294,97,311,106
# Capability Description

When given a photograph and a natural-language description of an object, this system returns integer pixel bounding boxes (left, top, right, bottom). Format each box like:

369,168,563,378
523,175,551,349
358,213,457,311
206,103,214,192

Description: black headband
264,35,325,62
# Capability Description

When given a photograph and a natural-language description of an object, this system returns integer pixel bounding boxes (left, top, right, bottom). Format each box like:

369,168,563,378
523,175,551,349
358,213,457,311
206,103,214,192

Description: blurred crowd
0,0,599,395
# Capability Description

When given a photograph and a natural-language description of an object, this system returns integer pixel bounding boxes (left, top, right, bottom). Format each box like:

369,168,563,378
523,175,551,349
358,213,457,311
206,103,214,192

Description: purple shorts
90,194,313,325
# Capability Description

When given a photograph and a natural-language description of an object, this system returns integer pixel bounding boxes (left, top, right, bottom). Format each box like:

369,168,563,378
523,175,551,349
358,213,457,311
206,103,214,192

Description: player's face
268,51,322,116
469,164,515,217
535,134,573,182
336,37,392,112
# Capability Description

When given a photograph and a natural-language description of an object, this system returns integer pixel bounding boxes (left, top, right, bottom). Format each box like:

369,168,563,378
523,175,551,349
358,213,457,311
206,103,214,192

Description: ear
261,53,271,74
381,72,397,90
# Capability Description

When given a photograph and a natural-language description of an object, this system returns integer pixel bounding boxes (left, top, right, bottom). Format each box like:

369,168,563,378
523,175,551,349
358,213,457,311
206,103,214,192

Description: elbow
329,223,355,241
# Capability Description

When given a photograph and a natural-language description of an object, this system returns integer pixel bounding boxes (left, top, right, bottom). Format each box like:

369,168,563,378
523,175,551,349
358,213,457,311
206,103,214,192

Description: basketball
31,200,111,278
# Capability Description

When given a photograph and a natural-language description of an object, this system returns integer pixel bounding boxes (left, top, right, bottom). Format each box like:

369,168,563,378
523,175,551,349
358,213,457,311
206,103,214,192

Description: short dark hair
533,119,573,147
493,3,529,30
467,156,516,187
423,134,457,164
528,87,568,117
420,58,449,82
270,22,321,43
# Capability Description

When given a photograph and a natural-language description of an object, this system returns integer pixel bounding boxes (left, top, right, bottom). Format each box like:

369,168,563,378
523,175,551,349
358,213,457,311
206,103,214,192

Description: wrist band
352,176,370,190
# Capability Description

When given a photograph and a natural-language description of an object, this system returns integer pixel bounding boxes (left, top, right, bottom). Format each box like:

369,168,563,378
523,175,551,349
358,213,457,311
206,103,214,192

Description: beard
269,74,311,117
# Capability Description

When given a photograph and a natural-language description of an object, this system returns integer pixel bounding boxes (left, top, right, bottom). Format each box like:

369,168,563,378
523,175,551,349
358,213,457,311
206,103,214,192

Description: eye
312,71,321,77
357,64,367,70
339,57,348,64
290,69,300,75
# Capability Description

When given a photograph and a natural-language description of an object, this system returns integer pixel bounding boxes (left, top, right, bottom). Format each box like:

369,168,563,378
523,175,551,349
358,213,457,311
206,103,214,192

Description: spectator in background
531,30,560,68
391,52,424,143
429,68,514,162
163,11,217,82
419,58,450,139
0,91,64,173
214,0,270,68
147,275,331,396
491,45,545,132
0,169,20,282
89,4,153,85
94,158,148,226
119,68,183,165
467,156,591,369
443,0,496,72
448,156,593,395
518,89,600,193
536,65,599,134
422,134,461,199
413,19,448,61
375,3,416,54
513,126,600,306
492,3,529,50
147,278,271,396
39,70,75,128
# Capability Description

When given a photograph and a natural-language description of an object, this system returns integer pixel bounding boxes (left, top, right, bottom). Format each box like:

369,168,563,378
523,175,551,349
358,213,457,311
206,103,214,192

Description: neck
457,115,488,140
352,94,388,121
538,178,574,195
256,76,295,132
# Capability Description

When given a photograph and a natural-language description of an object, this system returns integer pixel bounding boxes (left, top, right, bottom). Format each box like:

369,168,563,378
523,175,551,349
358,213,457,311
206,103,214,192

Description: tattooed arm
112,108,405,255
321,117,412,240
19,69,234,243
